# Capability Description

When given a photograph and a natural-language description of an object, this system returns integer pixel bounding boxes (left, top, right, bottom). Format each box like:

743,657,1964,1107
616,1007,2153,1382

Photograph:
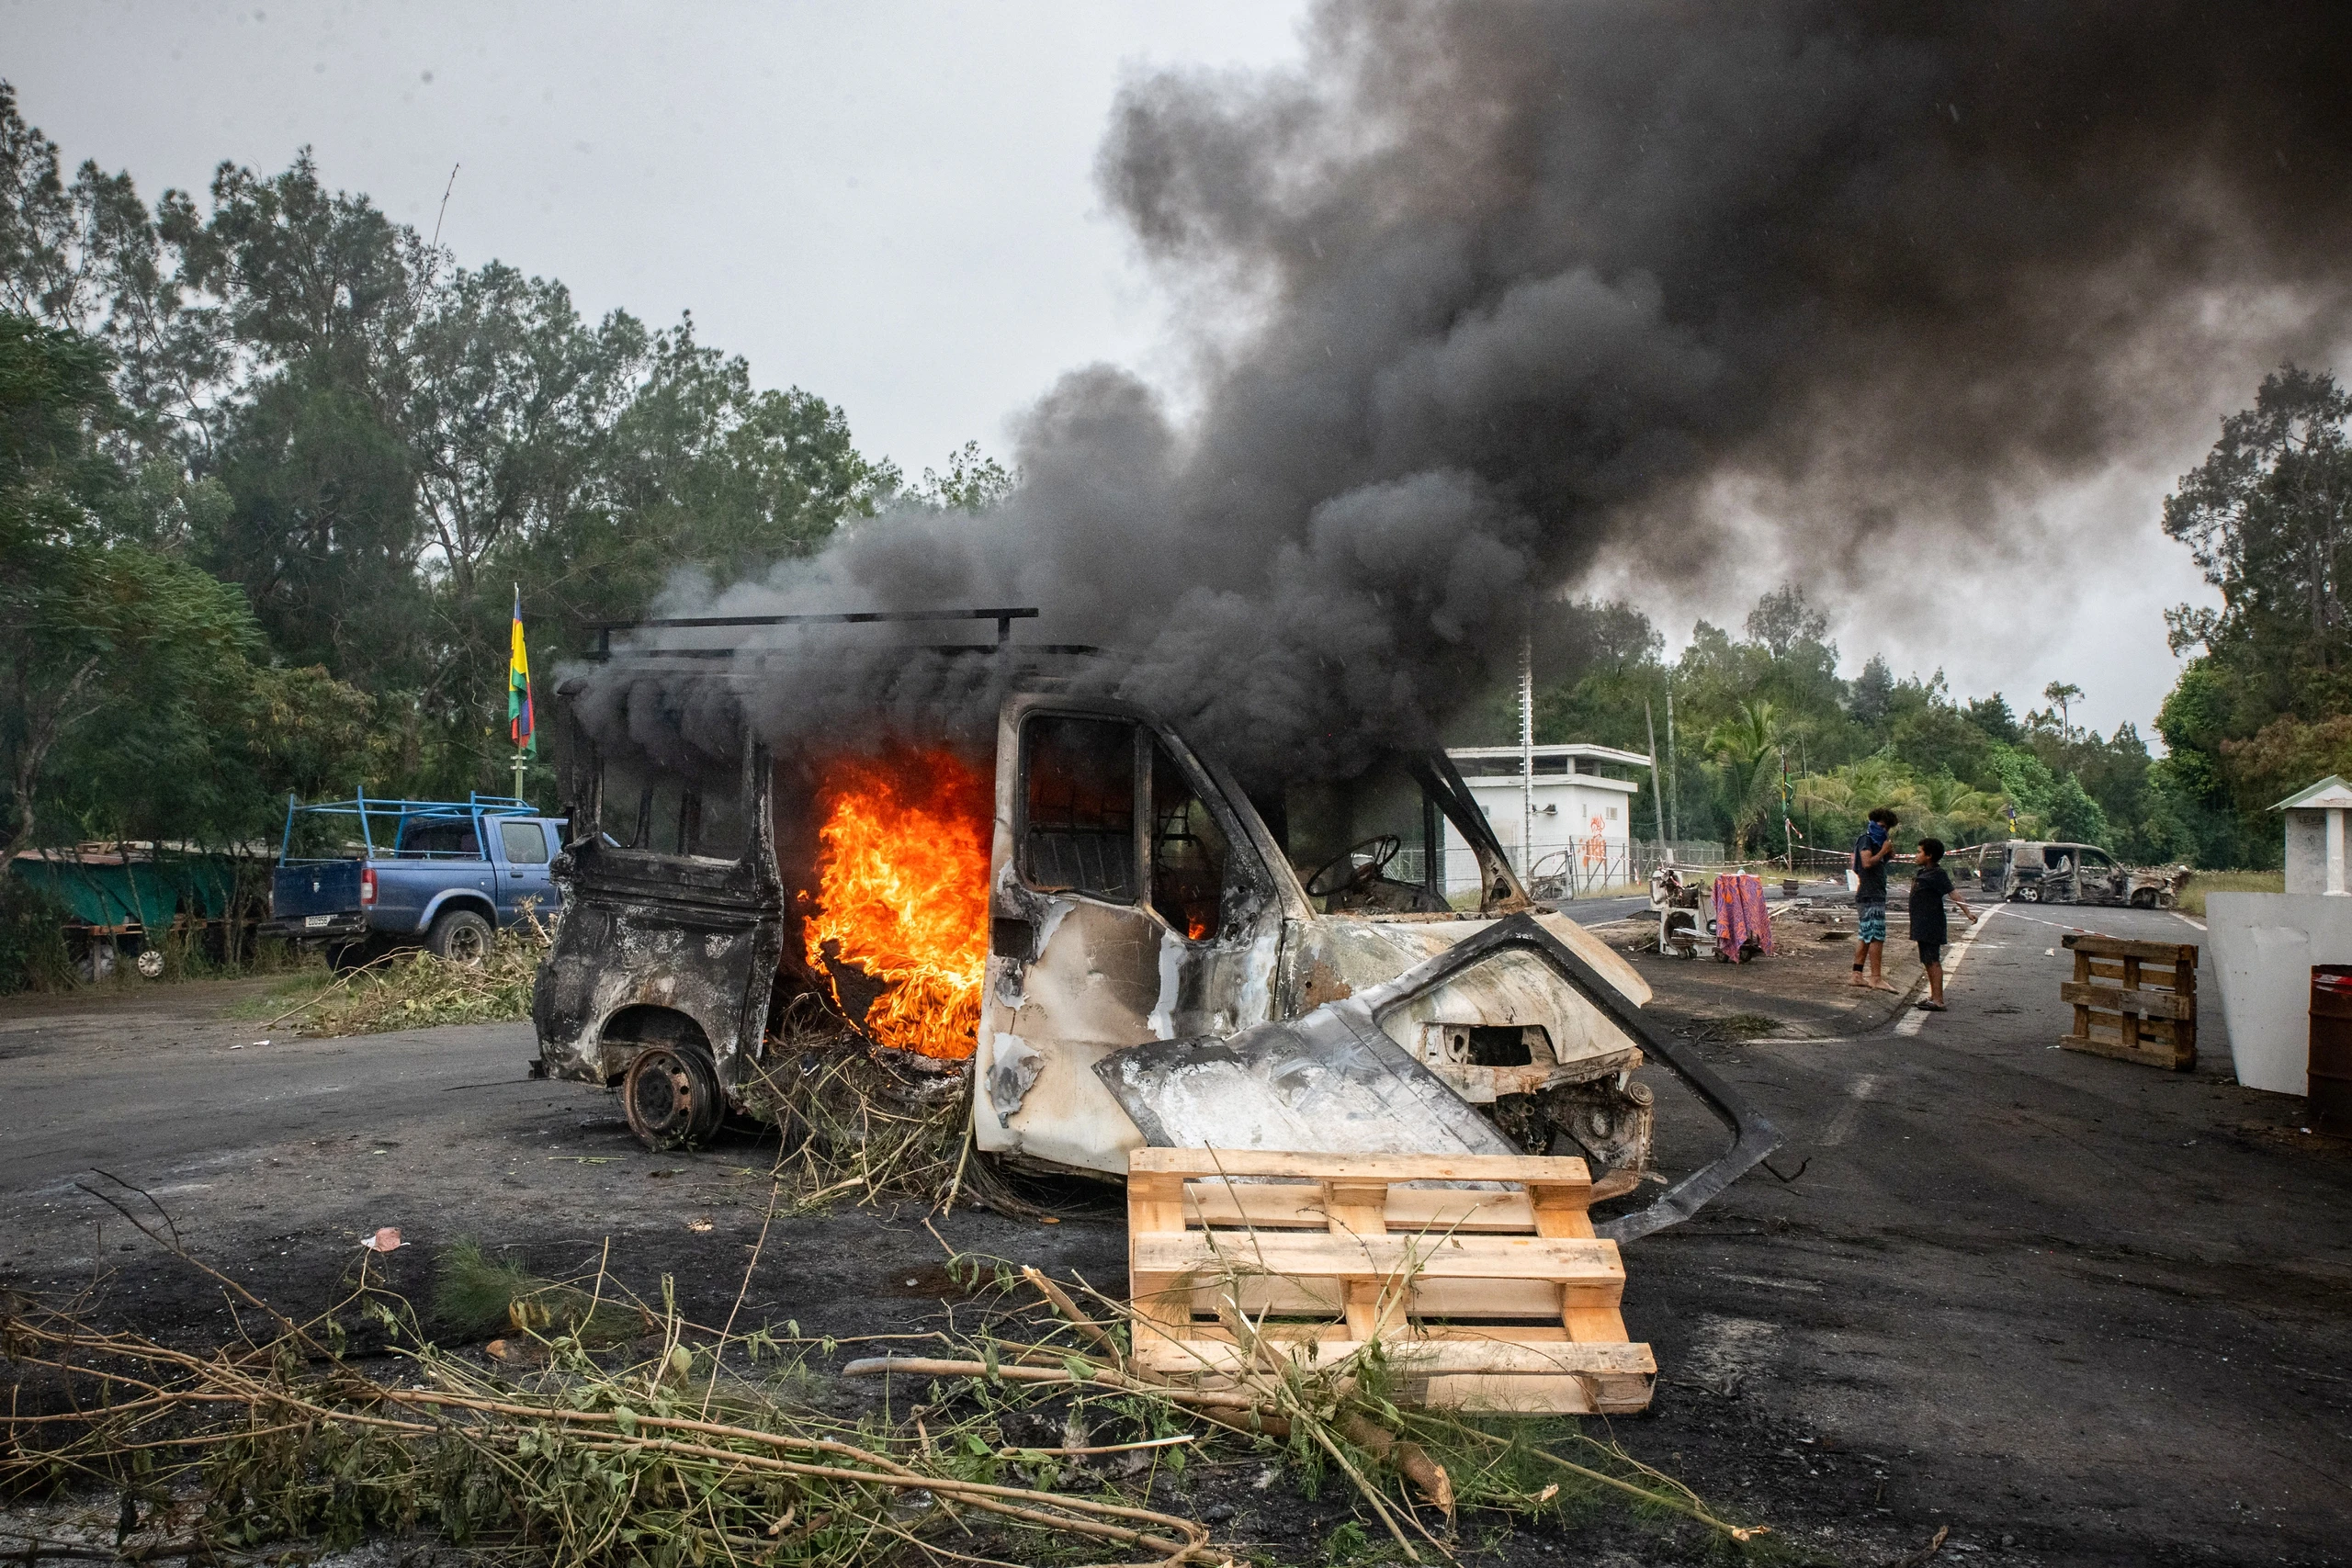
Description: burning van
532,610,1774,1241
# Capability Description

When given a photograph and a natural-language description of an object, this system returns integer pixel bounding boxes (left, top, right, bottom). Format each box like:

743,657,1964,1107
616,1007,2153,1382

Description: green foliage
0,875,71,991
2175,868,2285,917
0,310,273,859
2154,364,2352,863
262,924,549,1037
1513,578,2196,864
0,85,915,857
2044,772,2110,844
1702,699,1782,853
431,1236,645,1346
1987,742,2056,823
1796,753,2009,853
903,438,1018,514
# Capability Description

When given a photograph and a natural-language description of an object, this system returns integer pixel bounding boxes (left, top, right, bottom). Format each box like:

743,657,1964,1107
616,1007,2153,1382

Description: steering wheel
1306,834,1402,898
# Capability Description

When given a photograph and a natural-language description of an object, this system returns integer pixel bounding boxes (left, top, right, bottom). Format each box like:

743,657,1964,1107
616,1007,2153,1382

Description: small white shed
1442,744,1648,895
2275,774,2352,895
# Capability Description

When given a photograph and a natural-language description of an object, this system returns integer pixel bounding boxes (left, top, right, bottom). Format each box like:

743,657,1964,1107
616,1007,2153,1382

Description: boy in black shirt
1910,837,1975,1011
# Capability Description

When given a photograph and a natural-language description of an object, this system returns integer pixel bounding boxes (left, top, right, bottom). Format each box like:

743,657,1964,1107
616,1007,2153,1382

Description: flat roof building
1442,744,1651,894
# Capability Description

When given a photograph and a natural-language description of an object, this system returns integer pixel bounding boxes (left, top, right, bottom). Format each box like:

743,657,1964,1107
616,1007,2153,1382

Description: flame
802,746,991,1058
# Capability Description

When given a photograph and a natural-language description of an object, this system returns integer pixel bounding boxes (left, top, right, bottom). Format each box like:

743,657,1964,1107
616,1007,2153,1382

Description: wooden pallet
1125,1147,1653,1415
2060,932,2197,1071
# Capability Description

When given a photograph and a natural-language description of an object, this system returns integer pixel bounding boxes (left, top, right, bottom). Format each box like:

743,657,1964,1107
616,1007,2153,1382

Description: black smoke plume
583,1,2352,788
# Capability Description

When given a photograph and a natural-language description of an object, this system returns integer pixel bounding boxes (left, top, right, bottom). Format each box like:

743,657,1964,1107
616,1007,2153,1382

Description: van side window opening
599,742,753,861
640,773,688,854
1151,739,1229,941
692,766,751,861
500,819,550,864
1022,716,1137,901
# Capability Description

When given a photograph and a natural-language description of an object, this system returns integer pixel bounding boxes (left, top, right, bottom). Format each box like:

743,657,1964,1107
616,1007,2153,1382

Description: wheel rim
626,1048,697,1145
449,922,488,964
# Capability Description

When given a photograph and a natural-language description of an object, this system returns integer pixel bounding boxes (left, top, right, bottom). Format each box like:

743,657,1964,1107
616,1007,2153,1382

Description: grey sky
6,1,2269,740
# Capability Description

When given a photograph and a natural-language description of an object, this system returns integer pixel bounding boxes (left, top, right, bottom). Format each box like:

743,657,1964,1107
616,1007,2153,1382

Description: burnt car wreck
1958,839,2190,908
532,610,1777,1241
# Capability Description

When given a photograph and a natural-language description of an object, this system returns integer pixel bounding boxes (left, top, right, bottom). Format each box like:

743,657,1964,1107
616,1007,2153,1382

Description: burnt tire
623,1042,724,1150
426,908,492,965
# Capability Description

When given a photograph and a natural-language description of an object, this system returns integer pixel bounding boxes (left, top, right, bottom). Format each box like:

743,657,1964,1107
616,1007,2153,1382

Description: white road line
1894,906,2002,1036
2173,911,2207,931
1817,1072,1881,1145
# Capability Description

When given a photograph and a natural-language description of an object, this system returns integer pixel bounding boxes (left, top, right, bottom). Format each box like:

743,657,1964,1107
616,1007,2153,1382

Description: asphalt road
1624,898,2352,1566
4,900,2348,1565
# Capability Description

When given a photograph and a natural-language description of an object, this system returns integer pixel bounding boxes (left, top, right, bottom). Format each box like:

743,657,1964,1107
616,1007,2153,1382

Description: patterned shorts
1857,903,1887,943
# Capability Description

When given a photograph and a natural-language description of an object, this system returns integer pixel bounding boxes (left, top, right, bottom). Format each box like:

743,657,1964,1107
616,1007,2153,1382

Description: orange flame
802,746,991,1059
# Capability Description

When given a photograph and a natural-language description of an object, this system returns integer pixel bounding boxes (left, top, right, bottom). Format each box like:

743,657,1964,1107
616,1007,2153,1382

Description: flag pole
512,581,527,804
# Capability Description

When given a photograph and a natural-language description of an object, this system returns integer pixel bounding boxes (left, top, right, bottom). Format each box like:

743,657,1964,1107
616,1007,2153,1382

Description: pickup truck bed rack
277,792,537,863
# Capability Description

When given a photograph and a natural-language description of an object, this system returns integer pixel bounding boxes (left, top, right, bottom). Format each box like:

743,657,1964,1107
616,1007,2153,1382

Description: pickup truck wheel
623,1043,723,1150
327,938,383,974
426,908,492,965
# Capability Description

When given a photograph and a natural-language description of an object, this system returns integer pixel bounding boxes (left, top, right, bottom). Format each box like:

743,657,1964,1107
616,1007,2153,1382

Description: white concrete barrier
2203,892,2352,1096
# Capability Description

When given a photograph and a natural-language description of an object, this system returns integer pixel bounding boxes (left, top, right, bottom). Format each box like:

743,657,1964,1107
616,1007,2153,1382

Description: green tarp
8,853,239,931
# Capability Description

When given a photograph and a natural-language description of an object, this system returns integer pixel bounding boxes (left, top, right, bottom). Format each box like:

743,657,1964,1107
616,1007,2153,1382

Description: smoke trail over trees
600,2,2352,787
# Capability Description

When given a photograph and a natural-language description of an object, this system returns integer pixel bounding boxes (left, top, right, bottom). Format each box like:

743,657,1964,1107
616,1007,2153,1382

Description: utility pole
1645,698,1666,858
1665,687,1680,845
1780,746,1793,873
1519,623,1535,883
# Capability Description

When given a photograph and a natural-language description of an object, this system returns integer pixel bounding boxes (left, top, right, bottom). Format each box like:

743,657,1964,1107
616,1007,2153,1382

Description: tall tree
0,314,258,857
2163,366,2352,684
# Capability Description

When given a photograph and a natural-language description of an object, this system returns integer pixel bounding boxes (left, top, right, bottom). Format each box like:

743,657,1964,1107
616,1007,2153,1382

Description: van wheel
427,908,492,964
623,1043,724,1149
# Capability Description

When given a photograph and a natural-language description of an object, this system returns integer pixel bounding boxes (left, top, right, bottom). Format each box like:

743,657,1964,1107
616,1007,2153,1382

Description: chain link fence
1390,840,1731,900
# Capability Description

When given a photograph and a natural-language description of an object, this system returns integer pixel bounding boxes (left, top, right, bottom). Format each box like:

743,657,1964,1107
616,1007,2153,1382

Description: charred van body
532,615,1774,1240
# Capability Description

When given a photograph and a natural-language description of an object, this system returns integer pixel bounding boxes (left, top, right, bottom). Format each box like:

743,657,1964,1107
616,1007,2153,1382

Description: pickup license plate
304,914,334,929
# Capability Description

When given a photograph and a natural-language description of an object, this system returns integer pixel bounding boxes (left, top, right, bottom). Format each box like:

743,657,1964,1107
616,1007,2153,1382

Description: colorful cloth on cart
1856,901,1887,944
1713,873,1774,962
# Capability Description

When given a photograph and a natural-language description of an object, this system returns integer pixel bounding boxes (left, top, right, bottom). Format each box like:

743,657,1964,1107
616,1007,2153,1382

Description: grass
2177,869,2285,918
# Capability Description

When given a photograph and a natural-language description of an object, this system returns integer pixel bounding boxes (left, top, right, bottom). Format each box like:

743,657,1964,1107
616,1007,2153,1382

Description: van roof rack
587,606,1096,660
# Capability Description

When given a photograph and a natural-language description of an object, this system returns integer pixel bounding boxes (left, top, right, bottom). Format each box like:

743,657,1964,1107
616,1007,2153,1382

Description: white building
1443,744,1652,895
2277,774,2352,896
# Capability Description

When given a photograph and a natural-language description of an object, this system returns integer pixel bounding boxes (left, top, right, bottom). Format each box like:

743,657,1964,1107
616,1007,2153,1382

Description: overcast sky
6,1,2255,740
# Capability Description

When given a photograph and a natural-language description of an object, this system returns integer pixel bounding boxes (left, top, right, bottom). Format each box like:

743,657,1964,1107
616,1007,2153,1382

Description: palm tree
1920,773,2007,841
1795,753,1928,853
1704,700,1782,854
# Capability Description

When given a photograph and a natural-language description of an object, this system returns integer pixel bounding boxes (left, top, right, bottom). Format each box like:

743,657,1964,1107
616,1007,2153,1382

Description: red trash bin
2308,966,2352,1135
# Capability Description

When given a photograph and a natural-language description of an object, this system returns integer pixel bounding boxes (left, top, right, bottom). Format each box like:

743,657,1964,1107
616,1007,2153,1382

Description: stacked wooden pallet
1125,1147,1653,1415
2060,932,2198,1071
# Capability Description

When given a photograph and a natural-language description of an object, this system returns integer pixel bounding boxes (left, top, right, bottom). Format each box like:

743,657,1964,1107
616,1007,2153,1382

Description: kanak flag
508,588,535,755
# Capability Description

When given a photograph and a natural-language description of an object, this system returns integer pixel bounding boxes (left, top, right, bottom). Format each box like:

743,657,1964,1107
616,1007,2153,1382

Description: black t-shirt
1853,831,1889,902
1910,863,1954,942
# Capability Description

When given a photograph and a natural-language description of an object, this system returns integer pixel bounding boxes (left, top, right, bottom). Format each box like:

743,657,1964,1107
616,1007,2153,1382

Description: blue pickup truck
263,794,568,965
